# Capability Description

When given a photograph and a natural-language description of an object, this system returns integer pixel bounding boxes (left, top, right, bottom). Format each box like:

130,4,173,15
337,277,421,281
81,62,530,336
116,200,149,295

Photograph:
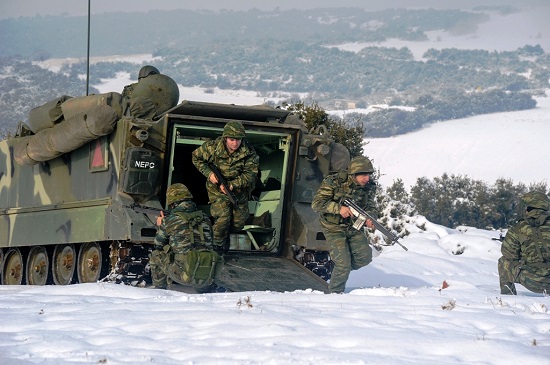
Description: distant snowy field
330,7,550,60
362,94,550,189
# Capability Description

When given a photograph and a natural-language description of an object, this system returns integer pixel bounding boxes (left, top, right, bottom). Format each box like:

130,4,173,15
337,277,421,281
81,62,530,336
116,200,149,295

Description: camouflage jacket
501,209,550,268
191,136,259,197
312,172,377,232
154,200,213,254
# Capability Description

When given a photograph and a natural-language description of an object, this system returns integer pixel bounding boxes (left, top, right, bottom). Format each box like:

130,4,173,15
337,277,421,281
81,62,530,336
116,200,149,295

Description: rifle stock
342,198,408,251
208,163,239,207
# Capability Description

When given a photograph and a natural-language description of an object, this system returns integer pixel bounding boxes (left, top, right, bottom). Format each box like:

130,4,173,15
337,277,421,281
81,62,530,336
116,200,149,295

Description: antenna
86,0,91,96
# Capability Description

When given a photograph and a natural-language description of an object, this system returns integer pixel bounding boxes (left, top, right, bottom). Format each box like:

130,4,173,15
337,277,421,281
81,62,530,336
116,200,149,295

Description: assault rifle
208,163,239,207
127,202,169,216
342,198,408,251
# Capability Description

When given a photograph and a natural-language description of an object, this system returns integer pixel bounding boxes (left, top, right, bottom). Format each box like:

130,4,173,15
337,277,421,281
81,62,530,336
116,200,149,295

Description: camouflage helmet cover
166,183,193,205
521,191,550,211
222,121,246,139
138,65,160,79
347,156,374,175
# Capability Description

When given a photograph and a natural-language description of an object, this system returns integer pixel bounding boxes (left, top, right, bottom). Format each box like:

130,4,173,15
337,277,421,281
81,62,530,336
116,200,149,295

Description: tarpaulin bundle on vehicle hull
28,95,73,133
61,92,123,121
14,104,118,166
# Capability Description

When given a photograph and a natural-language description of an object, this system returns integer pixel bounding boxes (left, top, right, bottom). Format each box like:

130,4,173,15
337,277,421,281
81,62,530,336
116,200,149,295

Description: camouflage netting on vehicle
14,105,118,165
61,92,123,121
28,95,73,133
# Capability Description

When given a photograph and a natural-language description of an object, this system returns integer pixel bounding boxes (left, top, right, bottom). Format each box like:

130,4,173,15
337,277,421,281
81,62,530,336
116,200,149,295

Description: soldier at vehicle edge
191,121,259,252
311,156,378,294
149,183,224,293
498,191,550,295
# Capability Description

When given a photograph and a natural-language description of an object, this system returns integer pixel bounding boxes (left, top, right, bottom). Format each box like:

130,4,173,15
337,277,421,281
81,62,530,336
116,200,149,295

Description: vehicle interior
168,123,295,254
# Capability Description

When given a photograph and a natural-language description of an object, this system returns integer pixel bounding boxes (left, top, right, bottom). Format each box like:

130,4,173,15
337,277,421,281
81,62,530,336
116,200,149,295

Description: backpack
170,250,222,291
168,210,222,291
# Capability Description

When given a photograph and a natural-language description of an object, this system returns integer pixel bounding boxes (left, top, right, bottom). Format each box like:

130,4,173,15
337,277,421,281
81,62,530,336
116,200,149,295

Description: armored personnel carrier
0,70,349,292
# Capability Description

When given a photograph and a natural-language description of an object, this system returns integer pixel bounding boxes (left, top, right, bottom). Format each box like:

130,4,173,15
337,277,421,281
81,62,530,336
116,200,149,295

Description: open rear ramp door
218,256,328,293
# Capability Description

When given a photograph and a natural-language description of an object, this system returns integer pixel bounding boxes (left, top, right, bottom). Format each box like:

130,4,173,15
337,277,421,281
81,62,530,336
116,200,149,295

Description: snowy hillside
362,93,550,189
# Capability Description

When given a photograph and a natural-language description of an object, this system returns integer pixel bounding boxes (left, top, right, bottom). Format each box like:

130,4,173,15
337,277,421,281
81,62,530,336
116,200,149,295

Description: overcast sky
2,0,546,20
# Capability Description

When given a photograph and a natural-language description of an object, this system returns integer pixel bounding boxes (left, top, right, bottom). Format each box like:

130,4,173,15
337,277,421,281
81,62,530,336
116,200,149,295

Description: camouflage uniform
149,184,222,293
312,156,377,294
191,121,259,249
498,191,550,295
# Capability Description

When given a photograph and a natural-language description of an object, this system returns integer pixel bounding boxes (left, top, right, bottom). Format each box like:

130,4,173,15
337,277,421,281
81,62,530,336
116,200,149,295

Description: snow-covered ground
1,217,548,365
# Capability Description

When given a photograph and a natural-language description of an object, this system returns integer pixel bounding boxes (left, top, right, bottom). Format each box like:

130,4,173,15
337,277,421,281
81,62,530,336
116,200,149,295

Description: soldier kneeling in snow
498,191,550,295
149,183,224,293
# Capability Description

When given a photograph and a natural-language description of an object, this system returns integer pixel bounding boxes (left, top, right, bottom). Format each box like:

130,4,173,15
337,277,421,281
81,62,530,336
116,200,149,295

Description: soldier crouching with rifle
312,156,378,294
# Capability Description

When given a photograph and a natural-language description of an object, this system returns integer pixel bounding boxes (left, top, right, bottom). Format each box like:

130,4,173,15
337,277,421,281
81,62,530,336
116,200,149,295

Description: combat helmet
347,156,374,175
138,65,160,79
166,183,193,206
522,191,550,211
222,121,246,139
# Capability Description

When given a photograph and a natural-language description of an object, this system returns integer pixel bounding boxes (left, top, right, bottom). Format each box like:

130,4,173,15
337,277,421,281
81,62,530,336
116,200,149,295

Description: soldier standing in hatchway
191,121,259,252
311,156,378,294
498,191,550,295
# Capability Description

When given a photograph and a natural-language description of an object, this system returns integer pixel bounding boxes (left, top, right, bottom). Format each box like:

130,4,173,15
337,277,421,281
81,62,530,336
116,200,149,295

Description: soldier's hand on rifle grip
365,219,374,229
208,172,219,185
156,211,165,226
220,183,233,195
340,205,353,218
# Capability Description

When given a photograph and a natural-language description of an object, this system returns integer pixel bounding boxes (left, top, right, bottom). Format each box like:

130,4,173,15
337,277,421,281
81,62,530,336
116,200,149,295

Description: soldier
121,65,162,119
149,183,224,293
312,156,378,294
192,121,259,252
121,65,159,99
498,191,550,295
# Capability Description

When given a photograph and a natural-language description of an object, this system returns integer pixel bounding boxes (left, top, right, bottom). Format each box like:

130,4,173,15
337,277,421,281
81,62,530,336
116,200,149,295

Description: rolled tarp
14,104,118,165
28,95,73,133
61,92,123,121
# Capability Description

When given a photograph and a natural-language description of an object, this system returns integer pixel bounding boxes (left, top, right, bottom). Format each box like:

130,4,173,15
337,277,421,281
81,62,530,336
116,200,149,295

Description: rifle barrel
343,198,408,251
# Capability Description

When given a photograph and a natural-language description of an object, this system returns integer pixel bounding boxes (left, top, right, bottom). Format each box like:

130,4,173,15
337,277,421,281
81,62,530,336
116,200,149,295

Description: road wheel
3,248,24,285
26,246,49,285
77,242,102,283
52,244,76,285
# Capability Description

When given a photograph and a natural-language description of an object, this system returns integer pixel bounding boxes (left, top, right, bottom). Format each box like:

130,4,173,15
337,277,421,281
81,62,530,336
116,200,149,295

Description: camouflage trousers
498,256,550,295
149,247,223,293
324,228,372,294
209,193,249,247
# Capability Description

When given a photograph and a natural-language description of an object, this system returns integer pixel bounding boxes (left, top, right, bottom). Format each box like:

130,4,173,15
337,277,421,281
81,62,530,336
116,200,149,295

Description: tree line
385,174,548,231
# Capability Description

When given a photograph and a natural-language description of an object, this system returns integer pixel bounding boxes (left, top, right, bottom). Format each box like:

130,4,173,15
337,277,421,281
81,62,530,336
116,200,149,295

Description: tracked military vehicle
0,71,349,292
